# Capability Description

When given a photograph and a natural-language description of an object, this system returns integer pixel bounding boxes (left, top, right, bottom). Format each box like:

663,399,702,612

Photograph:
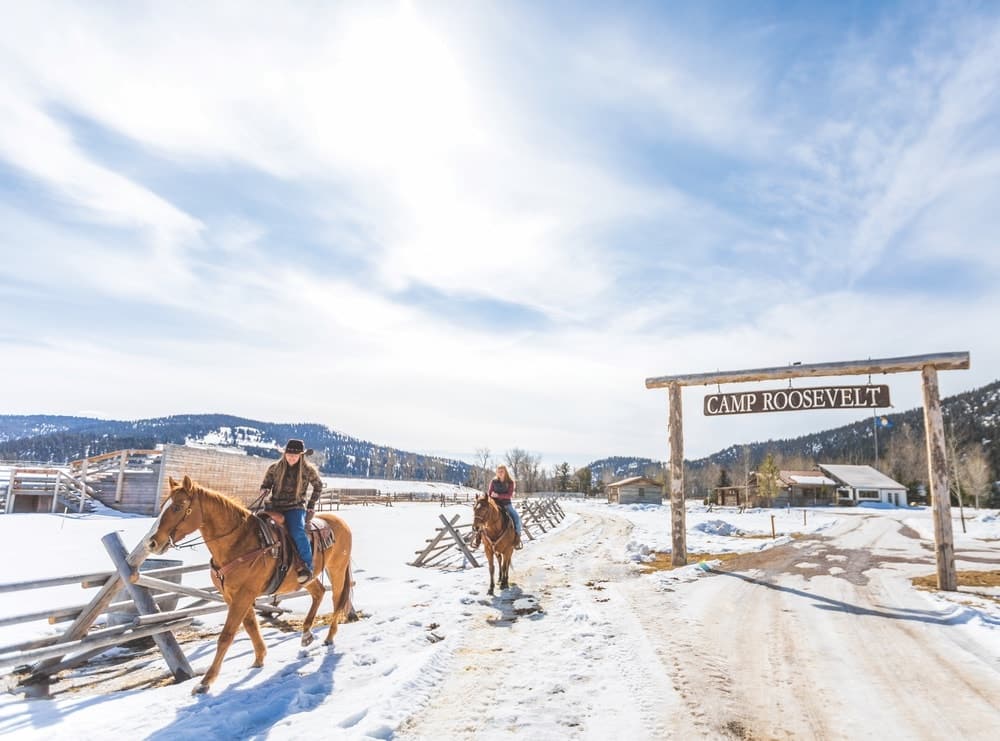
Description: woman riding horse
145,475,353,694
473,494,517,595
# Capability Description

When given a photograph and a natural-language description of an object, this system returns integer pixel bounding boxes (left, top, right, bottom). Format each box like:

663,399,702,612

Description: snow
1,500,999,739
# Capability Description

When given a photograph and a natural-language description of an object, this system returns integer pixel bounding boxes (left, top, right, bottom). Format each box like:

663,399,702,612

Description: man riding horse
260,438,323,583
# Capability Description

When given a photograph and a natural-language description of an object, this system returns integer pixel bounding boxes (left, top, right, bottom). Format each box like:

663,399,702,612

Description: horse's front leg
241,609,266,668
485,544,496,596
300,578,326,647
500,551,510,590
194,590,256,694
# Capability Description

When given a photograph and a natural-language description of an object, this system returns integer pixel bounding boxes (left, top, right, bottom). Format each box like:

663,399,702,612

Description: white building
819,464,908,507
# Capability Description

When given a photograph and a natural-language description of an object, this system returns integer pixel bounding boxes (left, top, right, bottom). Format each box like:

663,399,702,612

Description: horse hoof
192,683,209,696
323,638,334,647
301,632,315,648
251,660,264,669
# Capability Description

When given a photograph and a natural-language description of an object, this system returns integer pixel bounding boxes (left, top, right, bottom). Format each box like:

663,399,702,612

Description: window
857,489,880,500
638,487,645,498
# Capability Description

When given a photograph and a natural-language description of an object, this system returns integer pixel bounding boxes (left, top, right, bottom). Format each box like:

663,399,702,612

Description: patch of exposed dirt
912,570,1000,589
648,533,934,587
641,551,746,573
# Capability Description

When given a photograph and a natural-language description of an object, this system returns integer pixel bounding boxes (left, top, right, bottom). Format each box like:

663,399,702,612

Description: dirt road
399,507,1000,740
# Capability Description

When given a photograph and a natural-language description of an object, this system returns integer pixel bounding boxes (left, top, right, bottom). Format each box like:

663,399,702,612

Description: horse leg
500,550,510,590
194,590,257,694
300,578,326,647
485,544,496,595
241,609,266,668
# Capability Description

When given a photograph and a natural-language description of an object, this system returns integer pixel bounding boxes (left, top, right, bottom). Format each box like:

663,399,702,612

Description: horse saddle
255,512,336,594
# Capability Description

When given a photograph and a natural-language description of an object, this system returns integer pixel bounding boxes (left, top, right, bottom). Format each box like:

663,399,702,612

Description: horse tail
336,560,356,622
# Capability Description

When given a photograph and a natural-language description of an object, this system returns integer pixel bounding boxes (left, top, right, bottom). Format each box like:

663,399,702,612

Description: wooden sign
704,384,890,416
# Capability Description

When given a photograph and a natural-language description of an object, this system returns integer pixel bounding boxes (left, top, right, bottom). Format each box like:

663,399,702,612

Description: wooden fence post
115,450,128,504
438,514,480,567
31,538,152,676
102,532,194,681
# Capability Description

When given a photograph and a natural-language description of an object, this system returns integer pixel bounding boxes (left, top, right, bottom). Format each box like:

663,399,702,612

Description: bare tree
504,448,531,490
474,447,493,492
960,445,991,510
883,422,926,496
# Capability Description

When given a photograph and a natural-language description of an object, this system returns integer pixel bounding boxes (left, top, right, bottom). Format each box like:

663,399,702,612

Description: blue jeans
284,508,312,571
498,501,522,536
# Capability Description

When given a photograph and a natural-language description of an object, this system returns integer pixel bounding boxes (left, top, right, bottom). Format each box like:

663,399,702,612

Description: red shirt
488,477,515,502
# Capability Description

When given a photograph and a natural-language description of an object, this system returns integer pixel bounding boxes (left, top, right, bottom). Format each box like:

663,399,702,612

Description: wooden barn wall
618,485,663,505
157,444,275,513
90,472,162,513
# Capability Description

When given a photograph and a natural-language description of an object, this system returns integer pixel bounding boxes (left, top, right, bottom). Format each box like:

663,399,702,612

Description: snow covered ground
1,499,998,739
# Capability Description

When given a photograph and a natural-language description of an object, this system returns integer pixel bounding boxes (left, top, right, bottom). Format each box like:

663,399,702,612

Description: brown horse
472,494,516,595
144,475,353,694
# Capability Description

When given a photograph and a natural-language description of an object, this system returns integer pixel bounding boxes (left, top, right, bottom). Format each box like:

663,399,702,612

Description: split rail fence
0,533,310,684
410,497,566,568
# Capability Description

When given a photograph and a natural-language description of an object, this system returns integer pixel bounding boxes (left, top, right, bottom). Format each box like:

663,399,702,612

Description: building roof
818,464,906,490
785,472,837,486
609,476,663,488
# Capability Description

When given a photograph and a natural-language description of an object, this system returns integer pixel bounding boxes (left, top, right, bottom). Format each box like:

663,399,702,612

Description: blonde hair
496,465,512,480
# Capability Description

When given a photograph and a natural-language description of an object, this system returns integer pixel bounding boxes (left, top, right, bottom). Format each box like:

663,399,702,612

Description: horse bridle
162,489,198,548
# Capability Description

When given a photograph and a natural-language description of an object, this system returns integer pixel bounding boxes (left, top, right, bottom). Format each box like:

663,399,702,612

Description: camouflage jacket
261,459,323,511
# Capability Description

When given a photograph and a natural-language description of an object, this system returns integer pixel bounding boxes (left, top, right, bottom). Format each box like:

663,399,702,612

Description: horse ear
168,476,177,488
183,475,193,490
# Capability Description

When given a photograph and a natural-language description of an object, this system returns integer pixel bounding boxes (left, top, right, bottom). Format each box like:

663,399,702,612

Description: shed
607,476,664,505
818,464,908,507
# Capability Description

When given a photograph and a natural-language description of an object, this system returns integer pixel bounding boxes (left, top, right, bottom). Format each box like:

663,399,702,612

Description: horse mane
190,481,252,520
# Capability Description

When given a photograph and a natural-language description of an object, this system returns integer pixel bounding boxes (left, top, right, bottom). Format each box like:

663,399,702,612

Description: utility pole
873,408,879,469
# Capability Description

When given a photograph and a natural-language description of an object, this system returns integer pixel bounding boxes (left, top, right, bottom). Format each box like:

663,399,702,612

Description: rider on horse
486,464,522,549
260,439,324,582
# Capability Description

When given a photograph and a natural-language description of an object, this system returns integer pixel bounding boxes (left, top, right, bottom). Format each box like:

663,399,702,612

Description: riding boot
297,565,313,583
514,533,523,550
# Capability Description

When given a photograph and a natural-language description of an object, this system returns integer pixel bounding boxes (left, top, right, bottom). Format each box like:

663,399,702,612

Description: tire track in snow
397,509,682,740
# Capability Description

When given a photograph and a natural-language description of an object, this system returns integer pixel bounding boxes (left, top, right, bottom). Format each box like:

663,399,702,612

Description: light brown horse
472,494,516,595
144,475,353,694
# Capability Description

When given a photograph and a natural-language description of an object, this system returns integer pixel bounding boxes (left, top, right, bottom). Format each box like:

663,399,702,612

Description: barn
607,476,664,505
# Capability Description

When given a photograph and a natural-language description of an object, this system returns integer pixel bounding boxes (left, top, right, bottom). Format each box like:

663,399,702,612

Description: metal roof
789,474,836,486
818,464,906,490
610,476,662,488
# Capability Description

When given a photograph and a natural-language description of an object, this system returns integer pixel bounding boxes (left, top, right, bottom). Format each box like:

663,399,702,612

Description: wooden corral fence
0,532,310,685
2,466,100,515
316,490,480,510
410,497,566,568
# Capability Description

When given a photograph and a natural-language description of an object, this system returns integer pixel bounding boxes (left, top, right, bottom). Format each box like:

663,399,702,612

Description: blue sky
1,1,998,467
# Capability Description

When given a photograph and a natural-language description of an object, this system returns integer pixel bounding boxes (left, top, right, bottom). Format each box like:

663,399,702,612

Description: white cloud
0,3,997,467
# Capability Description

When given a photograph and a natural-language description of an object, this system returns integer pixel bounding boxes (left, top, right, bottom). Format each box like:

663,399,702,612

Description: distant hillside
589,379,1000,488
0,413,472,483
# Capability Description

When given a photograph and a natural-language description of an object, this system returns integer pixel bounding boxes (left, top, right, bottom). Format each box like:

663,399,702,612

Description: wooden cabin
607,476,664,505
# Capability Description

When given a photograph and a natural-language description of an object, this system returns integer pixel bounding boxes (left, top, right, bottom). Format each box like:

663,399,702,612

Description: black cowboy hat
284,439,306,454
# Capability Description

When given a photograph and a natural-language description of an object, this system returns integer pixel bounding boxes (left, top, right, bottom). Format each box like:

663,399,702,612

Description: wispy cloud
1,1,998,464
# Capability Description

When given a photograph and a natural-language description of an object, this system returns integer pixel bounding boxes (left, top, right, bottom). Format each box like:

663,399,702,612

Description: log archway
646,351,970,590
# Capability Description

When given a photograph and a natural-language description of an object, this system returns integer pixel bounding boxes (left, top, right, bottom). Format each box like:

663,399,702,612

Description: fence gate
646,351,970,590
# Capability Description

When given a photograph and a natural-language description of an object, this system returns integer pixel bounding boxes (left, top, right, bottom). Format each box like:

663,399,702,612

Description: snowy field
1,499,998,739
